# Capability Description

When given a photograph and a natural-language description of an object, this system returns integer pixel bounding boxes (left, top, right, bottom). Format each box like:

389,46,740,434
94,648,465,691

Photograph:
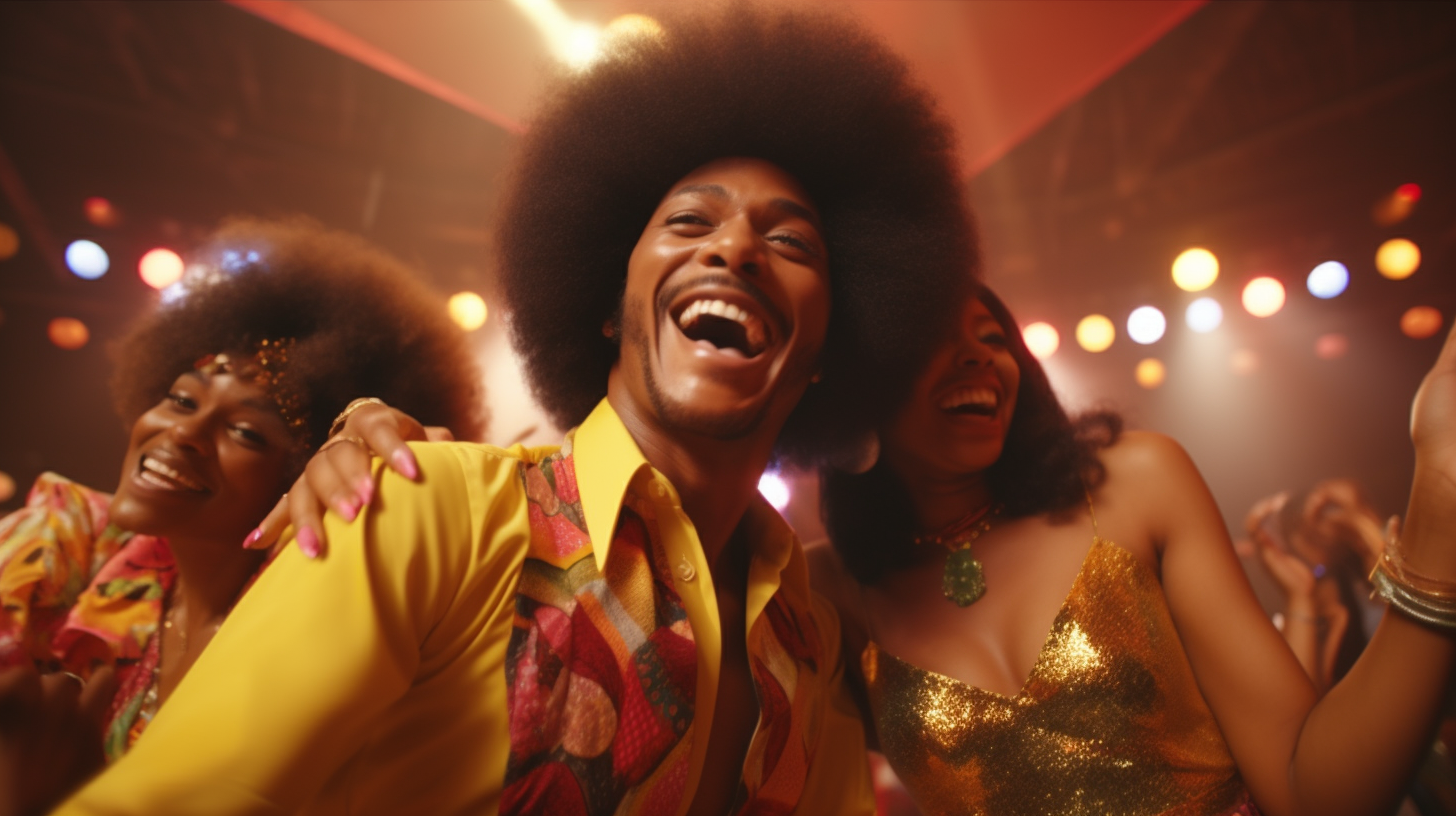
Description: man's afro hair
497,1,979,465
111,217,486,457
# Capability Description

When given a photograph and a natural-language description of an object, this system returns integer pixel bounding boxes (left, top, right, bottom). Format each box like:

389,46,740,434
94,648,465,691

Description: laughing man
58,5,977,814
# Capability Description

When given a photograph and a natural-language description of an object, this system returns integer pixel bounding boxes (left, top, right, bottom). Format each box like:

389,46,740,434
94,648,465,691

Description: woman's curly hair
497,1,977,465
822,287,1122,585
111,217,485,468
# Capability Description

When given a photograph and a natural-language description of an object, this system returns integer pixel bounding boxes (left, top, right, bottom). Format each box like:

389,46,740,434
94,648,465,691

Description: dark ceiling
0,0,1453,543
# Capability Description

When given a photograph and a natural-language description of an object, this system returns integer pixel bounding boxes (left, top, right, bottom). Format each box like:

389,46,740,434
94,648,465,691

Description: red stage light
84,197,119,228
1395,183,1422,203
49,317,89,350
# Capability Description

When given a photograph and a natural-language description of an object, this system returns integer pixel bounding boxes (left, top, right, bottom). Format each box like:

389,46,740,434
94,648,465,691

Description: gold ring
317,434,368,455
328,397,388,438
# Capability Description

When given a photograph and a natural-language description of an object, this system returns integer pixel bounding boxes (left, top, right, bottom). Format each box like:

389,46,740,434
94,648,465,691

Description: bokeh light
1315,333,1349,360
1076,314,1115,353
139,248,185,289
1186,297,1223,333
1171,248,1219,292
83,196,119,228
1022,322,1059,360
1372,184,1421,227
758,471,790,511
448,292,488,331
1127,306,1167,345
1230,348,1259,376
65,239,109,279
0,223,17,261
1396,183,1422,203
1241,277,1285,317
604,13,663,42
1376,238,1420,280
1306,261,1349,299
0,471,14,504
48,317,89,350
1135,358,1166,389
1401,306,1443,340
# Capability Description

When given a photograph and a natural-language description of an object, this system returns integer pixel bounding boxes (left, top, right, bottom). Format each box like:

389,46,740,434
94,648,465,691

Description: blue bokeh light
1307,261,1349,299
65,239,109,279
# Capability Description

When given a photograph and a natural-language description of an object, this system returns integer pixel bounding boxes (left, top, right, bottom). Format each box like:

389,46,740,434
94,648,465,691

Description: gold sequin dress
863,532,1259,816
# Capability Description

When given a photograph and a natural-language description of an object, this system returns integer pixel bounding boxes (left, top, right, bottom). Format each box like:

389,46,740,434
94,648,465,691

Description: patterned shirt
59,400,874,815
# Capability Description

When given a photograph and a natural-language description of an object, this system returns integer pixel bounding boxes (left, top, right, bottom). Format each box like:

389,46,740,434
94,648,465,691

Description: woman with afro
0,217,482,814
58,4,979,815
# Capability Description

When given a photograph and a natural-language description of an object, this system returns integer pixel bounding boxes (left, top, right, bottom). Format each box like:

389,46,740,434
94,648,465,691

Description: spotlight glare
1076,314,1115,352
1401,306,1443,340
1306,261,1349,299
1127,306,1167,345
1376,238,1420,280
48,317,89,350
1022,322,1060,360
758,471,790,511
448,292,488,331
65,240,109,279
139,248,185,290
1242,277,1285,317
1185,297,1223,333
1171,248,1219,292
1135,358,1166,389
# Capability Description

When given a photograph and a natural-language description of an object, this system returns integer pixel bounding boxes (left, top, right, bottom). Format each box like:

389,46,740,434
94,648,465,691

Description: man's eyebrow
769,197,821,227
668,183,728,200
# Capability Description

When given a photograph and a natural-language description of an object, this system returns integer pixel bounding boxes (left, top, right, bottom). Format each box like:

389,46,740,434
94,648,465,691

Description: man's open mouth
675,297,770,358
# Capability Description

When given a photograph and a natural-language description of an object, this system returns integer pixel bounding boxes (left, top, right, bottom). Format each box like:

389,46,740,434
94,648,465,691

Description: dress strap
1083,483,1100,542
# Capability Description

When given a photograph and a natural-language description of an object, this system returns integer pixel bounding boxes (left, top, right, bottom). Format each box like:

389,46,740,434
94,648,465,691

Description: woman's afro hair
111,217,486,460
497,1,978,465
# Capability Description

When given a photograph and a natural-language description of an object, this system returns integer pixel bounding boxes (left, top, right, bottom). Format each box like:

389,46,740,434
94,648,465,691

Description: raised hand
247,401,448,558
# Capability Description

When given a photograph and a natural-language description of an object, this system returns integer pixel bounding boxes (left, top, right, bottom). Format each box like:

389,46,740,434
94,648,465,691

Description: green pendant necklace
915,504,1002,607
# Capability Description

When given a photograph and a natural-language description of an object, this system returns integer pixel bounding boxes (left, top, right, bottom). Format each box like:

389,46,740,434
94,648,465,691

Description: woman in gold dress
807,286,1456,816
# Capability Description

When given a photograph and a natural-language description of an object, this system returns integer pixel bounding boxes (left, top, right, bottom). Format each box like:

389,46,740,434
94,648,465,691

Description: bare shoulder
1099,430,1197,480
1092,430,1219,558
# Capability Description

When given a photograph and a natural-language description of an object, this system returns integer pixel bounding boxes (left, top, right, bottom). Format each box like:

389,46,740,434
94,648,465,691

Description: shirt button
651,481,667,499
676,557,696,582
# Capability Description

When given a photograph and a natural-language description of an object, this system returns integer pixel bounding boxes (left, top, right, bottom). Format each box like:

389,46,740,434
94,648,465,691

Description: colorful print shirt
0,473,176,761
59,400,875,816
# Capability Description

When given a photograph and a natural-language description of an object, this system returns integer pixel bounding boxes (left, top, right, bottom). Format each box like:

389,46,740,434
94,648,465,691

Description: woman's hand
1246,494,1316,599
0,665,115,816
1411,321,1456,480
247,402,450,558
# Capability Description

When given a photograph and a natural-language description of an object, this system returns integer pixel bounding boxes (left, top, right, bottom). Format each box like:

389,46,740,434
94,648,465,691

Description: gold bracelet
317,434,367,456
1376,547,1456,603
328,397,387,439
1370,563,1456,632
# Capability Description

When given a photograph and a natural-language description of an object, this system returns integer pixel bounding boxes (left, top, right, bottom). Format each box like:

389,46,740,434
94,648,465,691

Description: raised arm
1139,322,1456,816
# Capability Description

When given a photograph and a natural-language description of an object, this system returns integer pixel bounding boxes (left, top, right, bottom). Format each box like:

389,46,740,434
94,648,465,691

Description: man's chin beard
639,342,768,441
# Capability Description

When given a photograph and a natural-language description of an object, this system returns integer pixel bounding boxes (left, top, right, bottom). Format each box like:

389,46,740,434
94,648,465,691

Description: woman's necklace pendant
942,547,987,607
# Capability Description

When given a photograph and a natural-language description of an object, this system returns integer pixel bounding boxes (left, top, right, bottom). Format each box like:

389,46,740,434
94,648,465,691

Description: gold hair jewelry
329,397,388,439
194,338,307,441
317,434,368,456
916,503,1002,607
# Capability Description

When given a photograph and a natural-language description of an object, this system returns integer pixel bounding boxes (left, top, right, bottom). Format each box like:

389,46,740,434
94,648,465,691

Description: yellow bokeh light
1135,358,1165,389
1376,238,1420,280
448,292,488,331
1401,306,1443,339
1171,247,1219,292
139,248,185,290
0,470,14,503
0,222,18,261
1022,322,1059,360
1241,277,1285,318
1075,314,1115,353
48,317,89,350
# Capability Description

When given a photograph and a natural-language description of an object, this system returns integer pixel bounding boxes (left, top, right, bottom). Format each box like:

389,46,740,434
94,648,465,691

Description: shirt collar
572,399,652,573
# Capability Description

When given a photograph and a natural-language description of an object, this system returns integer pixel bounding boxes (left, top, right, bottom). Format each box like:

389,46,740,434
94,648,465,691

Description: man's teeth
939,387,998,412
676,298,768,352
141,456,206,491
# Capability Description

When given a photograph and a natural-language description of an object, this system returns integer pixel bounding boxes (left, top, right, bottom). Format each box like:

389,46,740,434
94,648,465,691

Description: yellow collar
571,399,799,593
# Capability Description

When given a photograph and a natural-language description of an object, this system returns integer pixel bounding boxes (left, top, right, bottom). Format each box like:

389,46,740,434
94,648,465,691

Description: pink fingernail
356,477,375,507
392,449,419,480
297,527,321,559
242,528,263,549
335,496,359,523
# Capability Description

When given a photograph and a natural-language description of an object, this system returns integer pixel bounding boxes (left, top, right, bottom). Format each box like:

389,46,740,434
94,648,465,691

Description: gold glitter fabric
864,537,1258,816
